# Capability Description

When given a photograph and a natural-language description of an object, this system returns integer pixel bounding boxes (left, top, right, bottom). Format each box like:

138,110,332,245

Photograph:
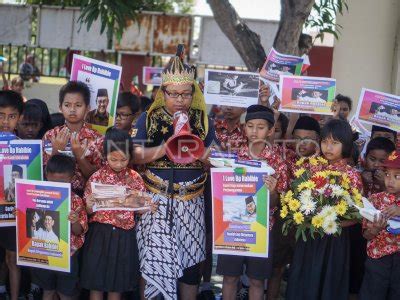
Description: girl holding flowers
286,119,363,300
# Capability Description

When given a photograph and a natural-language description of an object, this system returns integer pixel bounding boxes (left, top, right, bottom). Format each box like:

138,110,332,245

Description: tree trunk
207,0,315,69
207,0,266,71
274,0,315,55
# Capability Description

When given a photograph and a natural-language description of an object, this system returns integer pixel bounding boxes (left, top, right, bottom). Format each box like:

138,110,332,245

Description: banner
355,88,400,132
16,179,71,272
204,69,260,108
211,168,270,258
279,75,336,115
70,54,122,134
142,66,163,86
0,136,42,227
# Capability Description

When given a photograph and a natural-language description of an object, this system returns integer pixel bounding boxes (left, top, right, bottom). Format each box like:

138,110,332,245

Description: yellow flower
335,201,348,216
297,180,316,192
282,190,293,204
312,216,323,228
330,179,336,184
309,157,318,166
315,171,328,178
294,168,306,178
280,205,288,218
296,157,306,166
293,212,305,224
288,199,301,211
318,157,328,164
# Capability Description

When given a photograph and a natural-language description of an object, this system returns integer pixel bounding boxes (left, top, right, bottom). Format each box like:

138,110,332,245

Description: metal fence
0,44,118,80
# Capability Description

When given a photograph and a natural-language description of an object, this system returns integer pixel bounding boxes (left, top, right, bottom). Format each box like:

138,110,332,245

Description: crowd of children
0,51,399,300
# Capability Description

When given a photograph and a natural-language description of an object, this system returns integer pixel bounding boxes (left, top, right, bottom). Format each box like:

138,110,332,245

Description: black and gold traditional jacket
145,107,207,170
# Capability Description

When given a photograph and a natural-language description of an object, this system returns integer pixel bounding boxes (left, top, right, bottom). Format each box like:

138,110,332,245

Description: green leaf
295,227,302,241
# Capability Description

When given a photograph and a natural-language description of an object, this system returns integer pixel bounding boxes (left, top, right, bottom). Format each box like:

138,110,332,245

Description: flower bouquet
280,157,363,241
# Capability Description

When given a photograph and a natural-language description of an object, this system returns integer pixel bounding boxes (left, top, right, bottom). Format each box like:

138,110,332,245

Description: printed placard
279,75,336,115
204,69,260,108
16,179,71,272
355,88,400,132
0,136,42,226
211,168,270,258
70,54,122,134
142,66,163,86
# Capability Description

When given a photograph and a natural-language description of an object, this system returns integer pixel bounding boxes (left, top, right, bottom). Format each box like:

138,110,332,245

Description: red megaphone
165,111,205,164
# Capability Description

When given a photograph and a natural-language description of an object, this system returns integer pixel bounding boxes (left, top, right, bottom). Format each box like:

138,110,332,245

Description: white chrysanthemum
300,198,317,215
299,189,312,203
320,205,337,222
322,219,338,235
331,184,344,197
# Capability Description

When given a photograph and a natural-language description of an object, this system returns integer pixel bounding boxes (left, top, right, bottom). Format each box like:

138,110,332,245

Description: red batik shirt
273,144,298,179
71,192,88,256
325,159,363,191
363,192,400,259
215,119,246,150
42,124,104,194
237,144,289,229
84,164,146,230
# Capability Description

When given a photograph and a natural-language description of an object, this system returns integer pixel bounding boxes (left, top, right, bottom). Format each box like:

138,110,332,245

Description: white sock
0,285,6,293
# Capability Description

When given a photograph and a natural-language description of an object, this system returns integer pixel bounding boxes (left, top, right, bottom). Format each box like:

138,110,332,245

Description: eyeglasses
164,90,193,100
116,113,134,120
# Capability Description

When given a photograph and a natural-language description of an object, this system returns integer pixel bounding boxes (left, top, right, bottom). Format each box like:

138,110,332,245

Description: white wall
332,0,400,110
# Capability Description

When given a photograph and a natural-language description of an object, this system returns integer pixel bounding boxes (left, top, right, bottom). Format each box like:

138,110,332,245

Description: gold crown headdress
161,56,194,86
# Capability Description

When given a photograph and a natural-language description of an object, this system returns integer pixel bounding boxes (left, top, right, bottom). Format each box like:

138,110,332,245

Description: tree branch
274,0,315,55
207,0,266,71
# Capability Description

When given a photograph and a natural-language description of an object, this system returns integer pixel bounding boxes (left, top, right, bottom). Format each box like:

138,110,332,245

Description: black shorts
178,263,202,285
216,255,273,280
0,227,17,251
31,252,80,296
359,253,400,300
216,237,273,280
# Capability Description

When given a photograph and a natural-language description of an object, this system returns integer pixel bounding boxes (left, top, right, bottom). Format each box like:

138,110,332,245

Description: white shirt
33,228,59,243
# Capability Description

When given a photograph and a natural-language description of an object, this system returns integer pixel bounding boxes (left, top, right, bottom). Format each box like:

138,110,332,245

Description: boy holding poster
42,81,104,196
31,154,88,300
0,91,24,300
217,105,288,300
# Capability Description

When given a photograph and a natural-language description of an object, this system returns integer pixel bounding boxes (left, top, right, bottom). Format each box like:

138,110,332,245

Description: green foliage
306,0,349,41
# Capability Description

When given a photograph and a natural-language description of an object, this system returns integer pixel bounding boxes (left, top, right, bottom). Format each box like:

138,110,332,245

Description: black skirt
80,222,140,293
286,228,350,300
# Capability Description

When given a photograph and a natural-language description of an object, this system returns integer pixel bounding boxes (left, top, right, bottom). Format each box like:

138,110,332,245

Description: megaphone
165,111,205,164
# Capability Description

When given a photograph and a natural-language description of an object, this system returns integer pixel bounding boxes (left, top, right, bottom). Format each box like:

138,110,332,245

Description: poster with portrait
259,48,304,105
204,69,260,108
260,48,303,84
279,75,336,115
0,135,43,227
355,88,400,132
70,54,122,134
142,66,163,86
211,168,270,258
16,179,71,272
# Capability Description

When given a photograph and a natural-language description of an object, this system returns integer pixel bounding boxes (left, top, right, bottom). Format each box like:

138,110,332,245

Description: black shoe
27,288,42,300
0,292,8,300
197,289,216,300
